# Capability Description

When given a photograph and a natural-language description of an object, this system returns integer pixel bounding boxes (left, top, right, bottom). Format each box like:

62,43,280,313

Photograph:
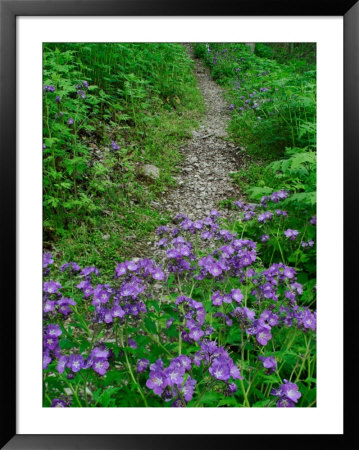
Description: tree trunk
245,43,256,53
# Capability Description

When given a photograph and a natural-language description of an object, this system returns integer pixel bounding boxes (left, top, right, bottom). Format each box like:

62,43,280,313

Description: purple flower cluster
75,258,167,324
43,324,62,370
60,261,80,273
57,344,112,377
43,280,77,316
51,398,71,407
258,355,277,374
278,304,316,331
271,380,301,407
44,85,55,93
284,229,299,240
211,288,243,307
270,190,288,203
197,238,257,280
115,258,165,282
301,239,314,248
257,211,273,223
43,252,54,275
42,178,316,407
251,262,300,306
146,356,196,406
175,296,206,342
76,81,89,90
246,319,272,346
77,90,86,99
193,340,243,384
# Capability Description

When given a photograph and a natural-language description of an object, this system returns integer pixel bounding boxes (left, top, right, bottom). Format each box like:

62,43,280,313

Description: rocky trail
140,45,246,258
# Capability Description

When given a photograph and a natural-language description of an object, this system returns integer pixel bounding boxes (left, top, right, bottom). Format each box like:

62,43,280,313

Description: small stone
141,164,160,180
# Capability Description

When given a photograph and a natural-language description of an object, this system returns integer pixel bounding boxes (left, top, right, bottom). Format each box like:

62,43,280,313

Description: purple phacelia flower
92,357,110,375
115,262,127,277
227,382,238,396
111,305,125,319
43,252,54,268
91,345,110,359
271,190,288,203
43,351,51,369
51,398,69,407
151,267,165,281
231,289,243,303
181,376,197,402
44,335,58,350
255,324,272,346
110,140,120,151
280,380,302,403
77,89,86,99
46,324,62,337
68,354,84,373
128,338,137,349
67,118,74,125
137,358,149,373
258,355,277,373
209,357,231,381
43,300,56,313
276,209,288,216
146,371,168,395
284,229,299,240
43,280,61,294
276,397,295,407
56,355,68,374
212,291,223,306
189,327,204,342
44,85,55,93
165,365,185,386
283,266,296,279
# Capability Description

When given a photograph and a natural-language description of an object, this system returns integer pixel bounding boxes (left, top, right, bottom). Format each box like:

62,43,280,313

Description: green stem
44,392,52,406
143,325,172,357
193,382,216,407
295,336,312,383
120,327,148,407
240,379,250,407
63,378,82,407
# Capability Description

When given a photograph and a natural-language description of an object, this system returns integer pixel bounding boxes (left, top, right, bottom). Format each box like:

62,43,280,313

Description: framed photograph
1,0,355,448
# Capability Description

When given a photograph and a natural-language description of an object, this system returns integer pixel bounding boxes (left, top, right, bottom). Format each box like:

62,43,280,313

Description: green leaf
59,338,77,350
95,387,121,407
252,399,272,407
144,317,157,335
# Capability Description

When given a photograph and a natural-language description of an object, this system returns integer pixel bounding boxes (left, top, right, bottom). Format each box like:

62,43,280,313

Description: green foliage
194,43,316,158
43,43,203,266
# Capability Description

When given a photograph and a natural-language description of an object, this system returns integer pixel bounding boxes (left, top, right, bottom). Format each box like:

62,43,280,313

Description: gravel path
139,45,246,258
159,44,242,219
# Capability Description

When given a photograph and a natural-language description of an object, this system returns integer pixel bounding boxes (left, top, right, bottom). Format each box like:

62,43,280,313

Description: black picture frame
1,0,356,448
